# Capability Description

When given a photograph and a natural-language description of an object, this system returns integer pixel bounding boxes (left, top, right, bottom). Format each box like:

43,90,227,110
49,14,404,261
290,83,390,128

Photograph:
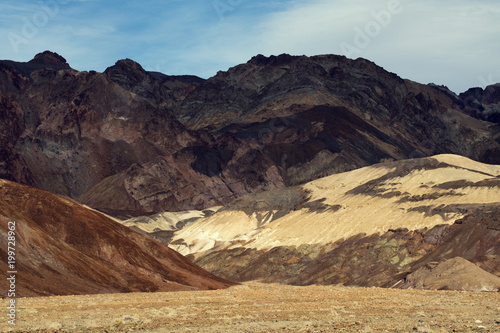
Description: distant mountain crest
28,50,70,68
248,53,301,66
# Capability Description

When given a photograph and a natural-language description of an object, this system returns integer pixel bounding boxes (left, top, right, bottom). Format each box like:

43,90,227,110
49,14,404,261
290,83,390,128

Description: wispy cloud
0,0,498,92
240,0,500,92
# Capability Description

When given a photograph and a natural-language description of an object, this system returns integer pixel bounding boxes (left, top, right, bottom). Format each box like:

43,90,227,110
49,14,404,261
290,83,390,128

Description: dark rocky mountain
0,51,71,78
0,179,235,297
0,52,205,217
1,51,500,217
104,58,204,109
28,50,71,68
459,83,500,123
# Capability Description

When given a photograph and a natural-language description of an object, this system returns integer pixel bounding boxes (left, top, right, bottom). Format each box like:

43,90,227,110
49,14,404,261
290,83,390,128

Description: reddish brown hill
403,257,500,291
0,179,235,297
397,207,500,284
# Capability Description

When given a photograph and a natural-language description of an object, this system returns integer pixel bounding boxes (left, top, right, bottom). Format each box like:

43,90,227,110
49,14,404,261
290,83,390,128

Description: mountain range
1,51,500,295
1,51,499,219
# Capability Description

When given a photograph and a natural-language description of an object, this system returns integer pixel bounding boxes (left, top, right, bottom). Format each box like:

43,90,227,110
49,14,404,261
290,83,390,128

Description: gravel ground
1,283,499,332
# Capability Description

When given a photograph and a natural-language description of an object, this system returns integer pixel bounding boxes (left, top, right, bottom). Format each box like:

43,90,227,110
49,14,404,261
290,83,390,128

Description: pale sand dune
171,155,500,257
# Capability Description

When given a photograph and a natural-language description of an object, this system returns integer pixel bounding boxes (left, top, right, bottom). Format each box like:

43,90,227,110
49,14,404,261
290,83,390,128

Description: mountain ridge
1,51,500,294
1,51,499,217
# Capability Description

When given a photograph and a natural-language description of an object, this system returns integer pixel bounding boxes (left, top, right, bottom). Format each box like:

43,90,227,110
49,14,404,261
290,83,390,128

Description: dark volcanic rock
79,142,285,218
0,57,206,210
104,59,205,108
0,94,34,185
1,51,500,216
0,50,72,78
28,50,71,68
459,83,500,123
177,53,500,165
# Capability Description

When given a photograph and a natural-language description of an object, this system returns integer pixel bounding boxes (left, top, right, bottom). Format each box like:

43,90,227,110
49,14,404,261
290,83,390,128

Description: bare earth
2,283,499,333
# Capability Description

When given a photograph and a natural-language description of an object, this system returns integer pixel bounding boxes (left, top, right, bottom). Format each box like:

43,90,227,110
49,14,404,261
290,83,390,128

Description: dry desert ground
2,282,500,333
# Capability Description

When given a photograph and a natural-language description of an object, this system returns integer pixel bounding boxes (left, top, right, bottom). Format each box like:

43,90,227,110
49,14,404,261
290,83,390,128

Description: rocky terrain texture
1,51,500,217
2,283,499,332
459,83,500,123
0,51,205,218
0,179,234,297
166,154,500,290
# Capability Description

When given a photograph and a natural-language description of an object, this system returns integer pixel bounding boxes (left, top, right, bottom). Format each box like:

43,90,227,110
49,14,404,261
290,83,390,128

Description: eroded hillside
0,179,234,297
162,155,500,289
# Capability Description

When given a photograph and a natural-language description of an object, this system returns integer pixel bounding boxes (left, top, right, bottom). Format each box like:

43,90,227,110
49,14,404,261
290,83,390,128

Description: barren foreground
2,283,499,332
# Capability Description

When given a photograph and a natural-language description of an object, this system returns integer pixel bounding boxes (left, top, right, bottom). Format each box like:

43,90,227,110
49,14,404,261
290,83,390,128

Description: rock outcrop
28,50,71,68
459,83,500,124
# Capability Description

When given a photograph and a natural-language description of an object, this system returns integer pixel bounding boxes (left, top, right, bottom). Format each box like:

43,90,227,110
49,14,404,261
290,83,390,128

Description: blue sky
1,0,499,93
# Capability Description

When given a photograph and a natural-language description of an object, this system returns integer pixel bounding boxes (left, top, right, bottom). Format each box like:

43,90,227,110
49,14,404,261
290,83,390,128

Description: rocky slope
0,51,203,216
167,154,500,290
459,83,500,124
0,179,235,297
1,51,500,217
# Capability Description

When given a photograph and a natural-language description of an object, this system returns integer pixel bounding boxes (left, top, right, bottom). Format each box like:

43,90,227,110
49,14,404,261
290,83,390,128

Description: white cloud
222,0,500,92
371,0,500,92
1,0,498,92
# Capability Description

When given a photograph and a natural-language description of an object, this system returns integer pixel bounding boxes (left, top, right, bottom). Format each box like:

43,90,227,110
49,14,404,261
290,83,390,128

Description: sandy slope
171,154,500,257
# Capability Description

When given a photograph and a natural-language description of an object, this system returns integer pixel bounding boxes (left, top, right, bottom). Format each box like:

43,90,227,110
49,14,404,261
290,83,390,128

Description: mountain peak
248,53,299,66
104,58,148,79
107,58,147,73
28,50,70,68
104,58,153,91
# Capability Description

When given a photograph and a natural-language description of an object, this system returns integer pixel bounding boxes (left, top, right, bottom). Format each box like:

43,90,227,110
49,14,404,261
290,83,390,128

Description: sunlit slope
172,154,500,257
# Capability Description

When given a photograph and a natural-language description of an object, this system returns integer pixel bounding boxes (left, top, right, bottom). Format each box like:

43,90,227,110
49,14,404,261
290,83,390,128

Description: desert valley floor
2,282,499,333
